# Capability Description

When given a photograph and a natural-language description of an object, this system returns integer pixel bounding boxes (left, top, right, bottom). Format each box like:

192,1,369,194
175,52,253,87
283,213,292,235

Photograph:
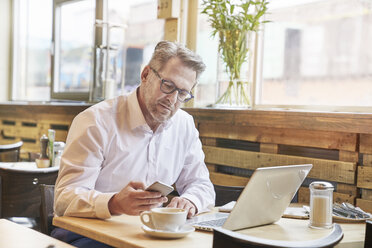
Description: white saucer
141,225,195,239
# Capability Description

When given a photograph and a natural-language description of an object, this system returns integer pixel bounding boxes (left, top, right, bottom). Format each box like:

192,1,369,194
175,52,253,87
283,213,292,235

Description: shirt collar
127,88,174,131
127,89,147,130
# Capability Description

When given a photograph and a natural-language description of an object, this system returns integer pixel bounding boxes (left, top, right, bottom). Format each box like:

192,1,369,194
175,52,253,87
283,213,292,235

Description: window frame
50,0,105,101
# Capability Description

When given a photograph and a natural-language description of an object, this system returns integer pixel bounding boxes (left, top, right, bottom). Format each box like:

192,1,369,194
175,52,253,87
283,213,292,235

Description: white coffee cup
140,207,187,232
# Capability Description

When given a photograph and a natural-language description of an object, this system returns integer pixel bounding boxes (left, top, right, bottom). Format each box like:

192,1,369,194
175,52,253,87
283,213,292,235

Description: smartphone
145,181,174,196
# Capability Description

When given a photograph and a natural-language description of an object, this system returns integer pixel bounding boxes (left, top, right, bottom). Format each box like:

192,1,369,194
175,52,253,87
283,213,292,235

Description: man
52,41,215,247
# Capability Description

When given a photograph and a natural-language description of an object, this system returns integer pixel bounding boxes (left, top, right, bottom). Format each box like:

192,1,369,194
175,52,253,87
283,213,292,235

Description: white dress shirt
54,90,215,219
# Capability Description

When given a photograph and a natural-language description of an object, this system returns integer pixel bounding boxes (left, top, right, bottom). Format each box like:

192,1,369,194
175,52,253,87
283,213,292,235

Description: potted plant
201,0,270,107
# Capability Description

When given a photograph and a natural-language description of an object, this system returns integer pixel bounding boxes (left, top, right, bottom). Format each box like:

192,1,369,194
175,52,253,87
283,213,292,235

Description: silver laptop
187,164,312,231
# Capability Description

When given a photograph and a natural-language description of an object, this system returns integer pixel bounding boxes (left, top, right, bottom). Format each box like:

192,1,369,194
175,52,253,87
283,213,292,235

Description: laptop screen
189,164,312,231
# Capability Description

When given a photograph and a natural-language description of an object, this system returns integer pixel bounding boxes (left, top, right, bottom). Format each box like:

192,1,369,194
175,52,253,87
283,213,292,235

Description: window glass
257,0,372,108
107,0,164,95
12,0,52,101
12,0,163,101
195,9,219,107
195,1,256,108
53,0,95,94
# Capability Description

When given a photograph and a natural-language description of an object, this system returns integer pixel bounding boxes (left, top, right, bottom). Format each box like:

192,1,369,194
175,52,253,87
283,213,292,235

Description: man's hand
167,197,197,218
108,181,168,216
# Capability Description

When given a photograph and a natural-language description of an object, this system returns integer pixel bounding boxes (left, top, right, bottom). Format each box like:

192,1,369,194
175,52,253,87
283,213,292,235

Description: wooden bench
186,108,372,213
0,103,371,213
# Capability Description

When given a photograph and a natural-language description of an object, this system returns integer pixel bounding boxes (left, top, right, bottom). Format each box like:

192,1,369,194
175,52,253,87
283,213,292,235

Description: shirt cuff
95,192,116,219
180,193,202,214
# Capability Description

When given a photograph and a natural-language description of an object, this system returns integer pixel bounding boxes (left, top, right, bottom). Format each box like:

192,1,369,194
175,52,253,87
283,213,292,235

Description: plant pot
214,29,254,108
215,79,251,108
201,0,269,109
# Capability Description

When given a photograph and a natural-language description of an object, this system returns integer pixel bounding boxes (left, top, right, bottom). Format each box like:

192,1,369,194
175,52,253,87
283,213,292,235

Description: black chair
214,184,245,206
0,141,23,162
0,161,58,231
39,184,55,235
213,224,344,248
0,140,36,228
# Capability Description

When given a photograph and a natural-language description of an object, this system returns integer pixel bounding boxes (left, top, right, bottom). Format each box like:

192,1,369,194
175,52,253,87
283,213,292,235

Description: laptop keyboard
196,217,227,227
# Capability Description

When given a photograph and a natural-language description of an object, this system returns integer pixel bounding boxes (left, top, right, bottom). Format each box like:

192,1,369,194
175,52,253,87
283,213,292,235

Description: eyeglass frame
149,67,195,103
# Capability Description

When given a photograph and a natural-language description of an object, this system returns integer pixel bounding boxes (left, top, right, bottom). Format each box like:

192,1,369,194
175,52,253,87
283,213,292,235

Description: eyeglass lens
160,80,192,102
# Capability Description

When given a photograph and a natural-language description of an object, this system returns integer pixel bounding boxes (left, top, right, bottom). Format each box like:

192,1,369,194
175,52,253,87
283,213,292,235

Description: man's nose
167,90,178,105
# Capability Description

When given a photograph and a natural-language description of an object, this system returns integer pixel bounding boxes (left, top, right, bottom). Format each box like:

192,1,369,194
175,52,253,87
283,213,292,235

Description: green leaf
201,0,271,91
230,4,235,15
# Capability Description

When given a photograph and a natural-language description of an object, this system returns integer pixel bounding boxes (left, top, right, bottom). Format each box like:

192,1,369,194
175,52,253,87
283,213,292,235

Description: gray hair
148,41,206,80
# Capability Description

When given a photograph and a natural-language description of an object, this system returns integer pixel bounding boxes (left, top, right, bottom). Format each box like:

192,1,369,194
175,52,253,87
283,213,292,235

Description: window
106,0,164,95
256,0,372,111
196,0,372,111
52,0,96,101
12,0,53,101
12,0,163,102
195,7,219,107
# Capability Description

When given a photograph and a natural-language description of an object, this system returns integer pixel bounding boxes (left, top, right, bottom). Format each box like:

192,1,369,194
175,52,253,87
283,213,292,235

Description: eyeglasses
150,67,194,103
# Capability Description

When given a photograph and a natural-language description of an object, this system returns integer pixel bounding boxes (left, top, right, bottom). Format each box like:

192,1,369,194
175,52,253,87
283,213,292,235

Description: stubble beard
144,89,175,125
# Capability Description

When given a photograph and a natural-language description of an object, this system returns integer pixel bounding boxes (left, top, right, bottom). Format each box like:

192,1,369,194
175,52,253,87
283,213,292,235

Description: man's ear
141,66,150,82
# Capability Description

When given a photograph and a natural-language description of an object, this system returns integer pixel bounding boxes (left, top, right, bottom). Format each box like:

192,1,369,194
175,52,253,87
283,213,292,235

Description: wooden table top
53,213,366,248
0,219,74,248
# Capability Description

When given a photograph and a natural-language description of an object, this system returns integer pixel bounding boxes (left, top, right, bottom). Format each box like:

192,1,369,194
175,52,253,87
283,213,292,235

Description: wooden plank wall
0,104,89,160
1,118,69,154
358,134,372,212
185,108,372,213
0,104,371,213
